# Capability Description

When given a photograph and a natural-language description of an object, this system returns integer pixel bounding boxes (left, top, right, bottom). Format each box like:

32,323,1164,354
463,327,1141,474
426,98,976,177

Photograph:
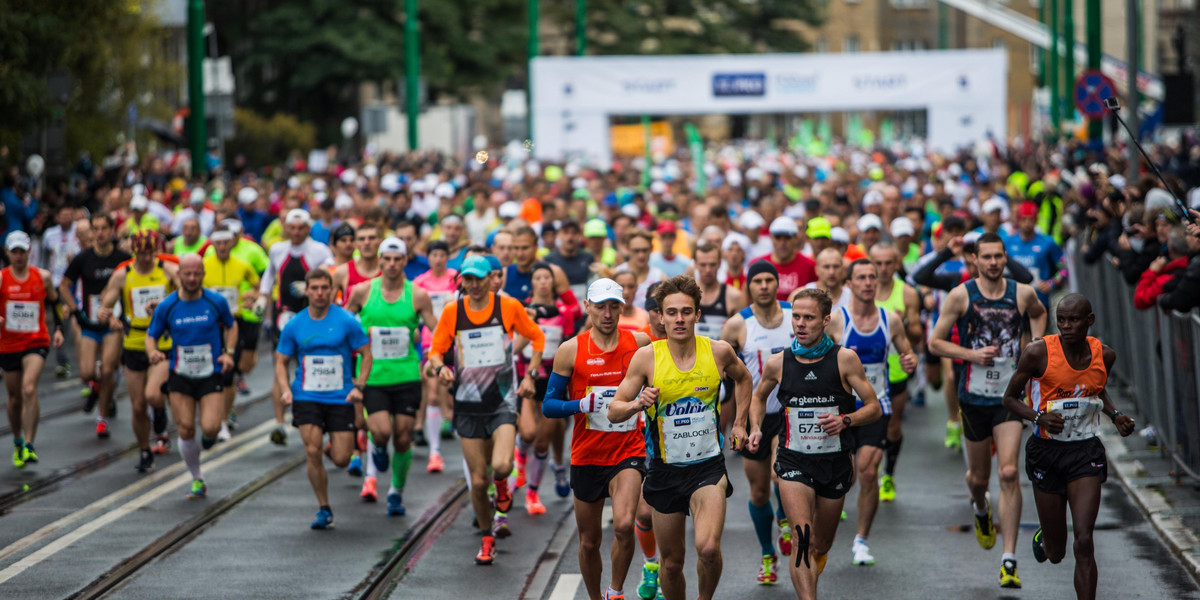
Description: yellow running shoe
999,558,1021,588
12,446,24,468
879,475,896,502
974,505,996,550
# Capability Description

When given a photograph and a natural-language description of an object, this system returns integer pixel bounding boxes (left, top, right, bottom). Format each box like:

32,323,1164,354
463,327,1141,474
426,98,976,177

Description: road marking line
0,418,278,564
521,508,579,600
547,574,582,600
51,380,79,391
0,433,276,585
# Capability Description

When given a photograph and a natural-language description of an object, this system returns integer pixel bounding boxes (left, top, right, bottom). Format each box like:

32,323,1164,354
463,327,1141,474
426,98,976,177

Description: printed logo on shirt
805,371,817,381
694,386,710,392
586,358,605,366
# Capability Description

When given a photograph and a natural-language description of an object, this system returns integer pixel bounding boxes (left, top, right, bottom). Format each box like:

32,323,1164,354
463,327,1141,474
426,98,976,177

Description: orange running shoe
96,419,110,439
526,489,546,515
514,448,527,489
361,475,378,502
475,535,496,565
427,452,444,473
494,479,513,513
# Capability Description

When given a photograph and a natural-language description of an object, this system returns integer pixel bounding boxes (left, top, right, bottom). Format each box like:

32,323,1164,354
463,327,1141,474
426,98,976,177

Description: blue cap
485,255,502,272
460,255,493,278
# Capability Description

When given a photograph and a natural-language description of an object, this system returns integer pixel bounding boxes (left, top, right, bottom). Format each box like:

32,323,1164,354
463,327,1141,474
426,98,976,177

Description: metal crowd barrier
1075,255,1200,483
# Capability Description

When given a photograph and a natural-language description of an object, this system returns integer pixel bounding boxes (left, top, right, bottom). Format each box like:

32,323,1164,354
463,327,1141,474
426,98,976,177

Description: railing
1075,255,1200,483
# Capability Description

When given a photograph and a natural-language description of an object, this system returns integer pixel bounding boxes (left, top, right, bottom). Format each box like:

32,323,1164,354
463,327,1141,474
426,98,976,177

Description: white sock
179,437,202,480
607,587,622,596
527,451,549,491
974,500,989,517
365,438,379,479
1002,552,1016,563
462,456,472,491
426,406,443,455
853,535,867,546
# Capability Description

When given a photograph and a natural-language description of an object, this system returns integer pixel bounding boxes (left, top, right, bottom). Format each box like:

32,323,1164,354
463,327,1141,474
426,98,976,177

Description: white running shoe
852,542,875,566
217,422,232,443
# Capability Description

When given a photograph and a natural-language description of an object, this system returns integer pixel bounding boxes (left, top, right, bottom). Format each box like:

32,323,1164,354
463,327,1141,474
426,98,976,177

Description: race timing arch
530,49,1007,168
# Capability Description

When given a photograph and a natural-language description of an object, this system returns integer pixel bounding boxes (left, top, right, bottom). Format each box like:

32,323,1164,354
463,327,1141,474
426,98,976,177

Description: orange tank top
568,329,646,465
1030,335,1108,440
0,268,50,353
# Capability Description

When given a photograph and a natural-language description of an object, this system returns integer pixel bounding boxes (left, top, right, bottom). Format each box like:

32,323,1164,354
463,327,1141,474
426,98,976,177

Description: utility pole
528,0,539,140
1064,0,1076,122
576,0,586,56
1050,0,1060,133
187,0,206,178
1086,0,1102,143
938,3,949,49
1126,0,1140,178
405,0,419,151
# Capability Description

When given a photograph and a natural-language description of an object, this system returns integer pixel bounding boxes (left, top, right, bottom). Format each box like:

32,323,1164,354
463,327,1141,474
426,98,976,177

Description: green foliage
225,108,317,168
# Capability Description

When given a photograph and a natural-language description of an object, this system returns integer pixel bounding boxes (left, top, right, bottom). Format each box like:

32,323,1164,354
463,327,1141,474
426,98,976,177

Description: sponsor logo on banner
853,74,907,90
712,73,766,97
622,78,676,94
774,73,818,93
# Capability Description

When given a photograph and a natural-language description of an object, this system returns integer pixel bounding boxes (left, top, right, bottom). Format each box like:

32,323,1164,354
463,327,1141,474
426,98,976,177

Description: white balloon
25,155,44,179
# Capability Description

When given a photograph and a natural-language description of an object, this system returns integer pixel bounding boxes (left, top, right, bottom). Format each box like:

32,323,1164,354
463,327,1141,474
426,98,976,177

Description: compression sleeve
541,372,580,418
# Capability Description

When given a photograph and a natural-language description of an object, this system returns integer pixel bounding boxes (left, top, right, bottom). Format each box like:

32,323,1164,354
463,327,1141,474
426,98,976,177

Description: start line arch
531,49,1007,167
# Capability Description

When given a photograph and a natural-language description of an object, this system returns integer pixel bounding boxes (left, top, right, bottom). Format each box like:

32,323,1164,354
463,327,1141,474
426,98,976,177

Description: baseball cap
498,201,521,219
130,195,149,211
722,232,751,252
237,187,258,205
862,190,884,207
222,218,244,235
982,197,1007,215
441,214,464,227
739,210,765,231
830,227,850,244
485,255,502,272
284,209,312,226
1017,202,1039,219
583,219,608,238
889,217,915,238
857,214,884,232
331,223,356,243
379,237,407,256
210,230,235,243
189,187,206,204
656,221,677,235
768,216,799,236
5,231,31,251
586,278,625,304
806,217,832,239
572,188,591,200
311,178,328,192
460,255,493,278
334,194,354,211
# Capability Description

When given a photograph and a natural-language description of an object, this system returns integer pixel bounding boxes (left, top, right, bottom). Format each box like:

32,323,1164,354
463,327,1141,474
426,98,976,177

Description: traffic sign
1075,70,1117,119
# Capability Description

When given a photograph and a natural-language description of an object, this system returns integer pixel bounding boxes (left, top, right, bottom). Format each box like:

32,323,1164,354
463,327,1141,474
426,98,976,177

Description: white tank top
741,301,794,414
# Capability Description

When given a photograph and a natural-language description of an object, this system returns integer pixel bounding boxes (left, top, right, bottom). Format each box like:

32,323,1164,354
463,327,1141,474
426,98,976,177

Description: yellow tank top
647,336,723,465
123,262,173,351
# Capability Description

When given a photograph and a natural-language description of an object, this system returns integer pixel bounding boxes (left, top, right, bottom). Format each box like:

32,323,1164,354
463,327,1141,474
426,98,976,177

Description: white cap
287,176,301,190
130,195,149,211
210,230,235,242
311,178,328,192
5,231,31,251
284,209,312,226
131,183,146,197
922,183,936,197
363,164,379,179
830,227,850,244
738,210,765,231
649,180,667,195
862,190,884,207
982,197,1007,215
339,169,358,185
621,204,641,219
1189,187,1200,211
409,180,426,194
334,193,354,211
586,278,625,304
441,214,464,227
1146,188,1175,214
380,173,400,193
768,216,799,236
571,177,588,190
237,187,258,205
889,217,915,238
722,232,751,252
221,218,243,234
379,237,407,256
435,182,456,199
1109,174,1126,190
963,231,983,245
312,191,328,205
856,214,884,232
189,187,206,204
498,201,521,219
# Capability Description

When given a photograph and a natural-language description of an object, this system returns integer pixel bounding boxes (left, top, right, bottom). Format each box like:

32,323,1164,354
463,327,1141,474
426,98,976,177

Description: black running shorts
775,448,855,500
0,346,49,372
166,373,224,399
292,401,357,433
642,456,732,515
363,382,422,417
959,402,1022,443
571,457,647,504
1025,435,1108,495
739,412,784,461
853,413,891,450
454,410,517,440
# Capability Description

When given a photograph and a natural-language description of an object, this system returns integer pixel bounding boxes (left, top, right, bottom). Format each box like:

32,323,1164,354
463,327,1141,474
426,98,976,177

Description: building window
844,35,860,53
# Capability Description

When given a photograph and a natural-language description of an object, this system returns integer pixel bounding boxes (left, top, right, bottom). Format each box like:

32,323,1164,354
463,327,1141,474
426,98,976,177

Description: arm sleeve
910,248,959,290
504,297,545,352
540,372,580,418
1005,258,1035,284
259,247,277,295
428,302,458,361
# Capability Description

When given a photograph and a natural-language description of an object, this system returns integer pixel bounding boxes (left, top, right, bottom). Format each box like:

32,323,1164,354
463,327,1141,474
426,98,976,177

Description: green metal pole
938,3,948,49
527,0,539,139
1064,0,1076,122
1040,0,1049,87
1086,0,1102,142
405,0,419,151
576,0,586,56
1049,0,1061,134
187,0,206,178
640,115,651,191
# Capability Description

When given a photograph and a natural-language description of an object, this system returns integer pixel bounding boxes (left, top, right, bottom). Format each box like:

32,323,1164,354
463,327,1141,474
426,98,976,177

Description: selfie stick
1104,96,1195,224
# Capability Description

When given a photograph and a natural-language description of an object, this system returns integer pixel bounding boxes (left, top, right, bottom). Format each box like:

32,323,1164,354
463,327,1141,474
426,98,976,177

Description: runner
792,248,850,309
752,287,882,600
97,230,179,472
616,231,666,308
426,256,545,565
333,224,382,305
274,268,372,529
258,209,333,446
1001,293,1135,600
344,237,439,515
754,217,817,302
720,260,794,585
2,232,65,467
202,227,260,441
412,240,458,469
825,259,918,566
608,275,754,600
504,226,570,301
41,204,79,379
869,242,923,501
930,232,1047,588
544,219,594,331
329,224,357,271
145,255,238,499
693,241,743,342
61,214,131,438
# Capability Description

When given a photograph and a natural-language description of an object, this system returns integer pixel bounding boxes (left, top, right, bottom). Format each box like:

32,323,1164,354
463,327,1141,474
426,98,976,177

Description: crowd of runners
5,136,1196,599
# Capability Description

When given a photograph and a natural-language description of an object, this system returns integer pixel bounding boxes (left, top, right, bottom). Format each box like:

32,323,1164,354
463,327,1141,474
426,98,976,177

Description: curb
1102,429,1200,584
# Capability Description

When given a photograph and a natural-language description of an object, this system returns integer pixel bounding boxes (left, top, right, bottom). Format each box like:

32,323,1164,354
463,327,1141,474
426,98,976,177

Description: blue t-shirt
504,263,533,300
310,220,338,246
147,290,235,377
1004,232,1062,304
404,254,430,280
276,305,370,404
446,247,469,273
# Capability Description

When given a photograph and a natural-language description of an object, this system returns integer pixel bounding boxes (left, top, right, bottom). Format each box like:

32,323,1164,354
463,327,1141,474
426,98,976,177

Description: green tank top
359,278,420,385
875,277,908,383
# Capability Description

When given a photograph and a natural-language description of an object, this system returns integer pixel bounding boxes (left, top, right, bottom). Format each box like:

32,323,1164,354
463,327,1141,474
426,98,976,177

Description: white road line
51,380,79,391
0,418,278,564
547,574,582,600
0,433,277,585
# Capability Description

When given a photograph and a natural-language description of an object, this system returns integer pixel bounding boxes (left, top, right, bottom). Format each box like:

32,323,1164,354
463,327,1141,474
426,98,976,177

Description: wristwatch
354,384,365,393
225,348,236,356
841,415,852,427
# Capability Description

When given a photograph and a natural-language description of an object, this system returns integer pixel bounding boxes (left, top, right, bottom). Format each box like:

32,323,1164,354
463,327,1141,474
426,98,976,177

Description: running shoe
974,502,996,550
311,508,333,530
757,554,778,584
637,562,659,599
96,419,110,439
879,474,896,502
56,364,70,379
494,479,513,513
387,491,406,516
413,429,428,448
851,541,875,566
475,535,496,565
135,450,154,473
152,434,170,455
553,464,570,498
1031,528,1047,563
945,420,963,449
21,444,37,463
361,476,378,502
216,422,231,443
12,446,24,468
270,425,287,446
999,558,1021,588
603,590,625,600
654,589,663,600
441,420,454,439
153,408,168,436
526,489,546,515
347,455,363,477
492,513,511,538
514,448,527,489
371,445,390,472
236,377,251,396
186,479,207,499
82,383,97,413
356,429,368,453
227,411,238,430
778,518,792,556
427,452,444,473
840,510,847,521
913,389,926,406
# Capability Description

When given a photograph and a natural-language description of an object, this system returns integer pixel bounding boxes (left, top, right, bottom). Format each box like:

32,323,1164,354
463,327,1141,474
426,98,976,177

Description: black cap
331,223,356,243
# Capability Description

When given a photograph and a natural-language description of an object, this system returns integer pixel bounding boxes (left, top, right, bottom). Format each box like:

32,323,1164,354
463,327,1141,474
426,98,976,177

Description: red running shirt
568,329,645,466
0,268,50,353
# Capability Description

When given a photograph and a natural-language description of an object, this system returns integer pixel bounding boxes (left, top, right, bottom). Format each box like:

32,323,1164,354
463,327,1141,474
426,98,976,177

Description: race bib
458,326,507,369
784,407,842,454
1047,397,1103,441
131,285,166,319
4,301,39,332
694,317,726,340
177,344,214,378
214,286,240,313
966,356,1017,398
277,310,296,331
661,400,720,464
522,325,563,361
429,291,453,317
862,362,888,402
302,355,344,392
89,294,121,322
585,386,638,433
370,326,411,360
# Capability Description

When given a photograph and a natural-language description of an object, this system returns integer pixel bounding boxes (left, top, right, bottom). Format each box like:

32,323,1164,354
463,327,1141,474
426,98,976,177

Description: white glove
579,392,602,414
